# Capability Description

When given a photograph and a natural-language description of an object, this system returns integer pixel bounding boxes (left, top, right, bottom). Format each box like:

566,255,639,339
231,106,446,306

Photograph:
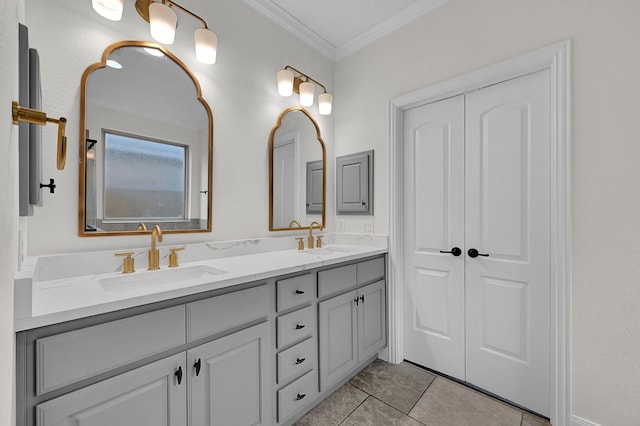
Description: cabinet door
305,160,323,214
357,280,386,362
319,290,358,391
36,353,186,426
189,322,272,426
336,150,373,215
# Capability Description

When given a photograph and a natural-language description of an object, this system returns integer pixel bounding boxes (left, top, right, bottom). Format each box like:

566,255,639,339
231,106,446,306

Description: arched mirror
79,41,213,236
269,107,326,231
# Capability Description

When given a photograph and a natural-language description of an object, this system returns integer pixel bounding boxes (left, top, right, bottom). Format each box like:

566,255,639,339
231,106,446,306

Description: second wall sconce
92,0,218,64
277,66,333,115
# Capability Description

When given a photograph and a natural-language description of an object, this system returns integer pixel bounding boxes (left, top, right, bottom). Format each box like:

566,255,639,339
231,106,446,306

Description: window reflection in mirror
269,107,326,231
79,41,213,236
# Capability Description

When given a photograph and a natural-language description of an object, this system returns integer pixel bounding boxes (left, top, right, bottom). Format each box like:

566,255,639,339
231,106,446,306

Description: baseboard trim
571,415,603,426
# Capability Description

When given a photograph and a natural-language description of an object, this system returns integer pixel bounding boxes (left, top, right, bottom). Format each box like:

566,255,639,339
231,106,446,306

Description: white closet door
464,69,551,415
402,95,466,379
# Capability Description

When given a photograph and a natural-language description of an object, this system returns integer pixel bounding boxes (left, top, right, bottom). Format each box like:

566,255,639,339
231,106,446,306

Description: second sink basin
99,264,227,293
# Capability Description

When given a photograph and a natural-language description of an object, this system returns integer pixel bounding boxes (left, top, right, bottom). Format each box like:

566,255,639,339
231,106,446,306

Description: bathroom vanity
15,236,387,426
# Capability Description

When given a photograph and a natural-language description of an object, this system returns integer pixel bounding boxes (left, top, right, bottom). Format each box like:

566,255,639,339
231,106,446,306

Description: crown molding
242,0,448,61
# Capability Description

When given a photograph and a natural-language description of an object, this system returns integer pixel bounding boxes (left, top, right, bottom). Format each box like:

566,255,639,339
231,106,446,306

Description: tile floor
295,359,551,426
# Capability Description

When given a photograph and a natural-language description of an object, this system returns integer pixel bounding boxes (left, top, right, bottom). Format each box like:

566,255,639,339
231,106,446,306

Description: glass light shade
277,70,294,96
92,0,124,21
195,28,218,64
299,81,314,106
149,2,177,45
318,93,333,115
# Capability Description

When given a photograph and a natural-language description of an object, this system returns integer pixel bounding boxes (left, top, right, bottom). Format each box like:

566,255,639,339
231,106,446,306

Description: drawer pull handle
295,289,305,294
194,358,202,376
175,366,183,385
295,324,305,330
295,357,306,365
296,393,306,401
360,295,365,303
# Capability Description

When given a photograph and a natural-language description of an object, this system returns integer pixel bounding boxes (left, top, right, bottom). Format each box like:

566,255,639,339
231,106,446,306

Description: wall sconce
277,66,333,115
92,0,218,64
12,101,67,170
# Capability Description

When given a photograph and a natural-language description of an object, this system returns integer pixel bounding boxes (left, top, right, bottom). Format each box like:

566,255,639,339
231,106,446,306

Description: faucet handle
316,235,324,248
168,247,185,268
295,238,305,251
115,252,135,274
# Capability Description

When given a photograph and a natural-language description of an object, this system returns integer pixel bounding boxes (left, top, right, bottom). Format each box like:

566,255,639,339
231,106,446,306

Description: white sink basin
98,264,226,293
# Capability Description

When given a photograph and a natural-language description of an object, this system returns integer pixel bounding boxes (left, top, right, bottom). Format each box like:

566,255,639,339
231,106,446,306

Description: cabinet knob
194,358,202,376
295,357,306,365
295,324,305,330
175,366,183,385
295,393,306,401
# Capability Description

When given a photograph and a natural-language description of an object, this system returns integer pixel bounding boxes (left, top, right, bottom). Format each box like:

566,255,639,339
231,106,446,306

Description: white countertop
14,234,387,331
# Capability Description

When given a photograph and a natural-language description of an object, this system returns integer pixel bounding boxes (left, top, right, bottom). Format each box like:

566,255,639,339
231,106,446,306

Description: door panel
189,322,271,426
465,70,551,415
36,353,186,426
403,95,465,379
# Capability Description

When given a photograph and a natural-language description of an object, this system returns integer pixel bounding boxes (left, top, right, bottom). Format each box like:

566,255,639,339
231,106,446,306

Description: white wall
0,1,19,425
334,0,640,424
23,0,335,255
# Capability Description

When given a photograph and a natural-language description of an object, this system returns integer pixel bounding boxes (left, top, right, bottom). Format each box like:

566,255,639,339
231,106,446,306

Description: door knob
440,247,462,256
467,248,489,258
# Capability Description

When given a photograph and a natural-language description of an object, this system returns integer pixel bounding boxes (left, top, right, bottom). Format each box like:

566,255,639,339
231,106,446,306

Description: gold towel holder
12,101,67,170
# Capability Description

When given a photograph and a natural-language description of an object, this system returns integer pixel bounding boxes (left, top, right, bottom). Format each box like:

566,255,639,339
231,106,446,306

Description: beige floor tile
409,377,523,426
522,412,551,426
342,397,426,426
294,383,367,426
349,359,436,414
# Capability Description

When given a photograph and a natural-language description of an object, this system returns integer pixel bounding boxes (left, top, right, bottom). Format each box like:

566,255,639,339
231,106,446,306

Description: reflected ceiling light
92,0,124,21
143,46,165,57
106,59,123,69
92,0,218,64
277,65,333,115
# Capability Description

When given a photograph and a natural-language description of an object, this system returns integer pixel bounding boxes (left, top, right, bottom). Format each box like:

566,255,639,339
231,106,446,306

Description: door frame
387,40,571,425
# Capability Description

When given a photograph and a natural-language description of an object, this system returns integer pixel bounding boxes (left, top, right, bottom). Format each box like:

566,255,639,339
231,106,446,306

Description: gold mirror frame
269,107,326,231
78,40,213,237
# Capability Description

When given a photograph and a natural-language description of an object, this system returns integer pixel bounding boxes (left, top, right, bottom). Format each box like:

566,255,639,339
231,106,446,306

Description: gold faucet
289,220,301,228
307,221,322,249
148,225,163,270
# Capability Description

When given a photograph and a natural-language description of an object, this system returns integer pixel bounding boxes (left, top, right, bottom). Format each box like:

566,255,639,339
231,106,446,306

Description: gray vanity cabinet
36,353,186,426
189,322,271,426
318,258,386,391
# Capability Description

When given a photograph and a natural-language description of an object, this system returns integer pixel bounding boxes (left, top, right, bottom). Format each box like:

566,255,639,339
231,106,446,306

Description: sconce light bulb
277,69,294,97
92,0,124,21
149,2,177,45
318,92,333,115
195,28,218,64
299,81,315,106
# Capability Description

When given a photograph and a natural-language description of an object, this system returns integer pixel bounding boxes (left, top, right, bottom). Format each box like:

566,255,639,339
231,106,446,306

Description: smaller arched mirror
269,107,326,231
79,41,213,236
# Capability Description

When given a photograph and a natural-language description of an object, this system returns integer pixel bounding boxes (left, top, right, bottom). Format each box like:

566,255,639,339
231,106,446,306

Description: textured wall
23,0,335,255
334,0,640,424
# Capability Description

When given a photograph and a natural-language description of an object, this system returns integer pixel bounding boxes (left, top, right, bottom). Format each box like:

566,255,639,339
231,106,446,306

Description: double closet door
402,70,551,416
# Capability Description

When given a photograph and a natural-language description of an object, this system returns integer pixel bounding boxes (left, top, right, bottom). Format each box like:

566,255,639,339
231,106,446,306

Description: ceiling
242,0,448,60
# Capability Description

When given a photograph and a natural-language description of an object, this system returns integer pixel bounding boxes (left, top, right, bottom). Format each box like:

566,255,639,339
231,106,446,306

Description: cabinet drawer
276,274,314,312
357,257,385,286
317,264,357,298
36,305,186,395
277,337,315,385
277,305,314,349
277,369,318,423
187,284,268,342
